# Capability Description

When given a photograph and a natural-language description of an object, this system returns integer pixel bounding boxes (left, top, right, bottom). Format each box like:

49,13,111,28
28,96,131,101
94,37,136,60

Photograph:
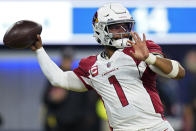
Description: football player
31,3,185,131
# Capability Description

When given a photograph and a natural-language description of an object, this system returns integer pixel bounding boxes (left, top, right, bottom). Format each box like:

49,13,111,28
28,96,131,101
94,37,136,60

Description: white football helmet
92,3,135,48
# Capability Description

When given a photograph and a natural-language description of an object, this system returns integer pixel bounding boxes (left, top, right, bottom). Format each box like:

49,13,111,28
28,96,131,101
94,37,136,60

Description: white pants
138,121,174,131
114,121,174,131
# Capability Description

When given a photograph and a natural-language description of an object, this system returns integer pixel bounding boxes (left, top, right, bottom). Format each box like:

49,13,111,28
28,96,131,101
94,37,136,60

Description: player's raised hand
31,34,43,51
128,32,149,61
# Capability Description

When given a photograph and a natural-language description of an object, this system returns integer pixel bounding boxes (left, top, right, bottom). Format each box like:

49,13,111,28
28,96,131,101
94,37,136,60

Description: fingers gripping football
128,32,149,61
31,35,43,51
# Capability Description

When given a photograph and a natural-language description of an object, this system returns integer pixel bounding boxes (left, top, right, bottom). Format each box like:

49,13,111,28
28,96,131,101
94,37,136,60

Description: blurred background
0,0,196,131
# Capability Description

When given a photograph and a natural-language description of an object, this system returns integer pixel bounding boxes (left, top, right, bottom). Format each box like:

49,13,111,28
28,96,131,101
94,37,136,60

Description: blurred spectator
182,50,196,131
96,99,110,131
42,47,100,131
156,52,181,117
155,54,182,130
0,113,3,127
157,76,180,117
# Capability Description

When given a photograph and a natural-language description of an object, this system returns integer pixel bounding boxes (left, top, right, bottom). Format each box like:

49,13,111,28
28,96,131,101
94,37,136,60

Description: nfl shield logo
90,65,98,77
107,62,111,68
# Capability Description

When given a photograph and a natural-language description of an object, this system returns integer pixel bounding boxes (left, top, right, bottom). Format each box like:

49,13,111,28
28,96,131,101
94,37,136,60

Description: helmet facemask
93,20,135,48
105,20,135,48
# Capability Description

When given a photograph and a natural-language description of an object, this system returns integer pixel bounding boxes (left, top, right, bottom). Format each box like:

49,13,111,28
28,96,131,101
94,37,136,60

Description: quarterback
32,3,185,131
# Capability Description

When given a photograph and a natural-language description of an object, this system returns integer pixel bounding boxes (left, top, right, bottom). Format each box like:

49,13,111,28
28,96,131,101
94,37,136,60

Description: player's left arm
148,55,185,79
128,32,185,80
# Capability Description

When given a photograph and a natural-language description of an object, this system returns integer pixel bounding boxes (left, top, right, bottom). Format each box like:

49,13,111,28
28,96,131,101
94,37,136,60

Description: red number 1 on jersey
108,75,129,107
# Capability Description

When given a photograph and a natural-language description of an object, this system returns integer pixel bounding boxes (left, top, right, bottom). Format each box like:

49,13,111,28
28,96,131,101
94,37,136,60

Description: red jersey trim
141,67,165,119
73,70,93,90
73,55,97,90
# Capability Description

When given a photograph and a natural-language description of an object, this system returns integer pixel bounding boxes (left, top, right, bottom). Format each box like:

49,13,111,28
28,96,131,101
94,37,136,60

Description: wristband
168,60,179,78
144,53,157,65
35,47,44,53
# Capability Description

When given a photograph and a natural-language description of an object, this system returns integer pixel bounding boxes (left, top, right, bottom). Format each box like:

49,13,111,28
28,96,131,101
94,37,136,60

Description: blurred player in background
182,50,196,131
32,3,185,131
42,47,100,131
0,113,3,128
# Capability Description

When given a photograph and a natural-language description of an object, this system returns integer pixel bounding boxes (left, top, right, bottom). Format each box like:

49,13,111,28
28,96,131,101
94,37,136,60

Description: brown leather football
3,20,42,49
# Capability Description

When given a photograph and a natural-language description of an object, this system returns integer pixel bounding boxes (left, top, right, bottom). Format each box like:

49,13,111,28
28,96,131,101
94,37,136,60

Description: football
3,20,42,49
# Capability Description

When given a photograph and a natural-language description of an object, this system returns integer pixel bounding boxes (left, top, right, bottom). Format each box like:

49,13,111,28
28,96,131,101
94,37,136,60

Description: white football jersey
74,40,165,131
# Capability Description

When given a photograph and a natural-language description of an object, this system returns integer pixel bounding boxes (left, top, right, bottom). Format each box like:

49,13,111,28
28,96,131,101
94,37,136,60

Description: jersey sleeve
146,40,164,56
73,56,97,90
